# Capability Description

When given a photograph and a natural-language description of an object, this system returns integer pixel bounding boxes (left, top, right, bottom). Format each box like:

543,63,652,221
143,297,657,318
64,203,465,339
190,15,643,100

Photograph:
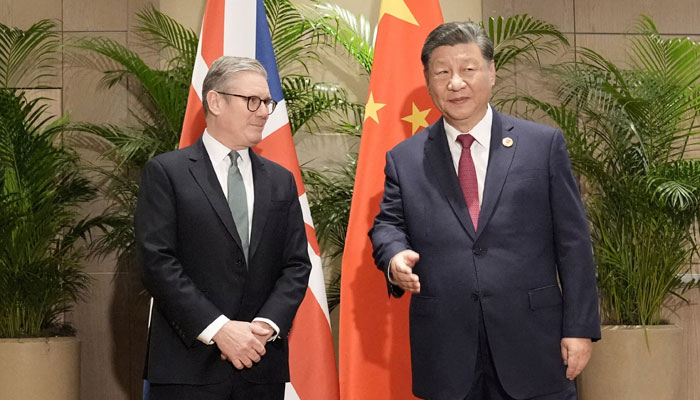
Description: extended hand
561,337,592,380
214,320,271,369
389,249,421,294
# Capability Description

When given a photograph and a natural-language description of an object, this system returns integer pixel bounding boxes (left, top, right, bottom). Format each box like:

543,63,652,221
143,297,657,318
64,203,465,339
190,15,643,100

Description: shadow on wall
110,253,150,400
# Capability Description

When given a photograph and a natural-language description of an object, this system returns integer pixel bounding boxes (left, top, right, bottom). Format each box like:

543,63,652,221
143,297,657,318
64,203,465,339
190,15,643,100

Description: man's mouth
449,96,471,103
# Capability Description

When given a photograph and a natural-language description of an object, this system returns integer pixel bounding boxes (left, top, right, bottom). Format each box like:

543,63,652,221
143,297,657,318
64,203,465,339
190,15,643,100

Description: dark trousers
464,306,577,400
149,373,285,400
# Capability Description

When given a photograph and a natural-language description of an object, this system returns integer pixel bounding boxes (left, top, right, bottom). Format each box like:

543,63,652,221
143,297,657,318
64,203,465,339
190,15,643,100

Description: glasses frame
215,91,277,115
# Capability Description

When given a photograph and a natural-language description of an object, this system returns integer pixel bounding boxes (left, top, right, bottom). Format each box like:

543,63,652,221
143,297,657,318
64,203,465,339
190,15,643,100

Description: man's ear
206,90,222,116
488,60,496,86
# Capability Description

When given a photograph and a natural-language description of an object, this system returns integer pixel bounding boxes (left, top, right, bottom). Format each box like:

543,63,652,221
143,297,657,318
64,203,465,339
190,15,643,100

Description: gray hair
421,21,494,72
201,56,268,115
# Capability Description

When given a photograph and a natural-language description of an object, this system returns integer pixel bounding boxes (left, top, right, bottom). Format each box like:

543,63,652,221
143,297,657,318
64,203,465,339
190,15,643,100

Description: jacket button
473,246,483,255
471,292,480,302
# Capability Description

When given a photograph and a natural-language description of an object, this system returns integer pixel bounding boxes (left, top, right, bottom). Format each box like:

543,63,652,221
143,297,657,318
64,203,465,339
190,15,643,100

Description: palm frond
72,37,190,136
0,88,100,337
265,0,322,72
302,155,356,256
647,159,700,211
485,14,569,73
310,2,375,74
134,6,199,70
0,20,59,88
282,75,364,134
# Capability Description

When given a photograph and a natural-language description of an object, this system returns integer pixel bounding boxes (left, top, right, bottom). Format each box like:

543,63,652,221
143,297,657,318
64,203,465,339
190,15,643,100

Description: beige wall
3,0,699,399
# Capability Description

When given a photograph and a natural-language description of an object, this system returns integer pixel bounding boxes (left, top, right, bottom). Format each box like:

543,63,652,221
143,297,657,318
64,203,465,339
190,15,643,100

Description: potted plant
0,20,101,400
517,16,700,399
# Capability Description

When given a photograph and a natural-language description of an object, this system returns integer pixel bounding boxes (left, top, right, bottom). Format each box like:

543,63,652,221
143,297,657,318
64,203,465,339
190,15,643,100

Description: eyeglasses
215,91,277,115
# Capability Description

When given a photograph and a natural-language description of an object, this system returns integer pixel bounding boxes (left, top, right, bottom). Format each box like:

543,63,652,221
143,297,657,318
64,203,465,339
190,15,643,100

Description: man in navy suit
369,22,601,400
135,56,311,400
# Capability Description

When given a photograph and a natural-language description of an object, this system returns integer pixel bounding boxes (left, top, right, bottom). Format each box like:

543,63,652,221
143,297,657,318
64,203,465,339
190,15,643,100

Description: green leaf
0,20,60,88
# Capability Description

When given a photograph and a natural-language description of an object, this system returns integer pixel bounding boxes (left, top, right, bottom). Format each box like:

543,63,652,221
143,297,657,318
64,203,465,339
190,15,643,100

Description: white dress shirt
197,130,280,344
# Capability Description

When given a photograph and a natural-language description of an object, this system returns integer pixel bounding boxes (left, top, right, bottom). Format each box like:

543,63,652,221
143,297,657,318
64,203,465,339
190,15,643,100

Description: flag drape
338,1,444,399
179,1,339,399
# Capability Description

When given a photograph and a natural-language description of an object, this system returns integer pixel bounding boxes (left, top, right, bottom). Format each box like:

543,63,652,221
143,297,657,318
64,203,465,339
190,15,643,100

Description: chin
248,135,263,147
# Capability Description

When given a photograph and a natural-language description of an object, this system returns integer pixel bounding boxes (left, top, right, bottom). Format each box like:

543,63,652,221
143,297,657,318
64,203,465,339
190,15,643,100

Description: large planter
0,336,80,400
577,325,682,400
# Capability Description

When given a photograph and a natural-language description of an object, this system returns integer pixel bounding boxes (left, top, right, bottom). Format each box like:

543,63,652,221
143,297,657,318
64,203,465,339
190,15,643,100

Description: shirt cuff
252,317,280,342
387,254,398,285
198,314,230,345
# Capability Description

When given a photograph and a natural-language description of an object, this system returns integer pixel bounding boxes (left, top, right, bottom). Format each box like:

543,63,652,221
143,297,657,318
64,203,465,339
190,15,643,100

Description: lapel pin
502,137,514,148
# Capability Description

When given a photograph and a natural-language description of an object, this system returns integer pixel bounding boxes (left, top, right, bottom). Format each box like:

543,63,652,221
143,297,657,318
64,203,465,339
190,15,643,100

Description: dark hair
201,56,267,115
420,21,494,72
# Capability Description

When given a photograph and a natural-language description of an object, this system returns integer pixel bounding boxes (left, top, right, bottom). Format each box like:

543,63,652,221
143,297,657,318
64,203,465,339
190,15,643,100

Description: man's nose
447,73,466,91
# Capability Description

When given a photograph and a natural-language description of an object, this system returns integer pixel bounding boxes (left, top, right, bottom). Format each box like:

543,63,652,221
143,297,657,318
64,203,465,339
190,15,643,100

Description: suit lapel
188,139,244,251
476,110,517,239
248,150,270,259
425,119,476,239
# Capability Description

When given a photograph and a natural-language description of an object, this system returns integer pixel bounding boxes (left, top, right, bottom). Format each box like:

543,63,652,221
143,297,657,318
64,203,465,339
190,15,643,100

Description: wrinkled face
208,70,271,148
425,43,496,132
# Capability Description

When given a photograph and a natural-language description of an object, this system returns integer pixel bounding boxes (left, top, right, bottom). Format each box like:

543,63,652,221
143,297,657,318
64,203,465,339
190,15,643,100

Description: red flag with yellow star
338,1,443,399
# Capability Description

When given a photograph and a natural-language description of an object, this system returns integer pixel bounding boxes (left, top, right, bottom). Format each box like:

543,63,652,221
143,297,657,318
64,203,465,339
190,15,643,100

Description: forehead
428,43,486,66
224,70,270,95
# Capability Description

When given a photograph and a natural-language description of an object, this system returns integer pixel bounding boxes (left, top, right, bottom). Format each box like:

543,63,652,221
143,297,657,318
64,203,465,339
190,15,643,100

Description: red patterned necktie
457,134,479,230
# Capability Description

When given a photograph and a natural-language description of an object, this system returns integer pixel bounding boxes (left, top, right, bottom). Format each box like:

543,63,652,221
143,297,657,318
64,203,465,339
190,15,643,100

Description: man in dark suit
369,22,601,400
135,56,311,400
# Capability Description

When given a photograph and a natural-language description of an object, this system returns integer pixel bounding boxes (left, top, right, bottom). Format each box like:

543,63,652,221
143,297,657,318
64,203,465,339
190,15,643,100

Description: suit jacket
135,138,311,385
369,111,601,400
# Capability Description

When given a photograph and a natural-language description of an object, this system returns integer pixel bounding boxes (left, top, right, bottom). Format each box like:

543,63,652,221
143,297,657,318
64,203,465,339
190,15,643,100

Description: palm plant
266,0,368,136
71,7,198,263
265,0,374,311
517,16,700,326
0,20,100,337
486,14,569,109
0,19,59,88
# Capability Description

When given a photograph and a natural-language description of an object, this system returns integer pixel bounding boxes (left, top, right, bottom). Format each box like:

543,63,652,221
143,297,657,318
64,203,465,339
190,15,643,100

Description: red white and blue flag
177,1,340,399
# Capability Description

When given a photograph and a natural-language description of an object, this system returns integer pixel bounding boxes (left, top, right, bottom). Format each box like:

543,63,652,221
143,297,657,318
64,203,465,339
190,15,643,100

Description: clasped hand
213,320,273,370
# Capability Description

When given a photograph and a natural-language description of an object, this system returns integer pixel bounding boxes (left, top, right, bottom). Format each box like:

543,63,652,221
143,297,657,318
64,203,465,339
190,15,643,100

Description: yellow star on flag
364,92,386,124
379,0,418,26
401,103,431,134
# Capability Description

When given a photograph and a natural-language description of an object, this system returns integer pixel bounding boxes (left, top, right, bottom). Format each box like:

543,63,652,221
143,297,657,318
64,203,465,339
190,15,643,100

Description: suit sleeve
255,174,311,336
548,130,602,341
369,151,413,298
135,158,222,346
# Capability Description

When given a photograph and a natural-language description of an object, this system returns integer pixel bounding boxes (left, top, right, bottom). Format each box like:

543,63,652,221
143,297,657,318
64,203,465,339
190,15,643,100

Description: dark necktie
457,134,480,230
228,151,249,258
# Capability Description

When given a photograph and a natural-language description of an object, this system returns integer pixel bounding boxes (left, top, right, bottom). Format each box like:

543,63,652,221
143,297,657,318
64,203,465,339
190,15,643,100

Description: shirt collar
443,104,493,149
202,130,251,165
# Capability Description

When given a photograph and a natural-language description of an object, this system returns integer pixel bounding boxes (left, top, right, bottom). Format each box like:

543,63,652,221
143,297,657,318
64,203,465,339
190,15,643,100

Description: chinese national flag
338,1,443,399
